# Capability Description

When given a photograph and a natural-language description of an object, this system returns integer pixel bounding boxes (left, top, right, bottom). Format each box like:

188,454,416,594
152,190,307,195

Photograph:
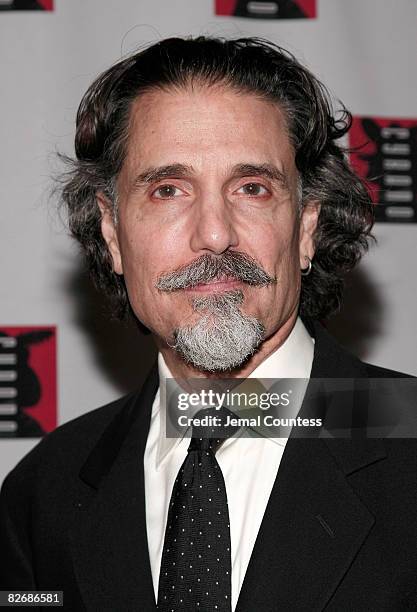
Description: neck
155,310,298,380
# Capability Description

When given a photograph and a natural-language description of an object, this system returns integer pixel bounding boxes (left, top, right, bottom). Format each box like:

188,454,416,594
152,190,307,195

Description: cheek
246,221,301,315
115,223,158,313
119,206,191,268
115,218,192,327
250,220,300,275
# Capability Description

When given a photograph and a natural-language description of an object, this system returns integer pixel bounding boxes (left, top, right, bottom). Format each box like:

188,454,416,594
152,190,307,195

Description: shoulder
1,363,159,501
306,318,415,379
1,392,134,496
362,361,413,378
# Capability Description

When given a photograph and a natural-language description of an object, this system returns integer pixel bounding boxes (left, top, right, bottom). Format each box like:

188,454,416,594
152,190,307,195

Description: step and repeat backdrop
1,0,416,483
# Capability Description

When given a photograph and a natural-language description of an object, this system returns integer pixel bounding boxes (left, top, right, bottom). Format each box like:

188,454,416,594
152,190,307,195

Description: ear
298,200,321,269
96,192,123,275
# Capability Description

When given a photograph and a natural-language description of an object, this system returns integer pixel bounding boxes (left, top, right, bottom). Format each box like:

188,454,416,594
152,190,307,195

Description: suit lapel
236,320,387,611
236,437,379,611
69,366,159,612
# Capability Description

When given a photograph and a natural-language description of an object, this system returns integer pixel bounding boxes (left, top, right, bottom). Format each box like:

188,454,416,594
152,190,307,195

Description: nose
189,194,239,255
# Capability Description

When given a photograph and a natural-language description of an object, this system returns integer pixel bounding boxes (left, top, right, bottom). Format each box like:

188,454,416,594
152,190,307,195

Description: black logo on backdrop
349,117,417,223
0,0,53,10
0,328,56,438
215,0,316,19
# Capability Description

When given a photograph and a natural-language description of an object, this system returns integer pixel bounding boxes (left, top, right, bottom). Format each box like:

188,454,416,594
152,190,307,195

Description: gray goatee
156,252,276,373
173,290,265,372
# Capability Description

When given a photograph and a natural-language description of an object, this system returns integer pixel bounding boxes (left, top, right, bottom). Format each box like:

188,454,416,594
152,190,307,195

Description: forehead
121,84,296,179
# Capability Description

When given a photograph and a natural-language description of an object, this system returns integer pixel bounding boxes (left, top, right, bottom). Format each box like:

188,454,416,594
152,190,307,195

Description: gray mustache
156,251,277,291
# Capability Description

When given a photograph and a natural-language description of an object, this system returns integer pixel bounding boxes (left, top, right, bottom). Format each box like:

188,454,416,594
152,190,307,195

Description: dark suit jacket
1,321,416,611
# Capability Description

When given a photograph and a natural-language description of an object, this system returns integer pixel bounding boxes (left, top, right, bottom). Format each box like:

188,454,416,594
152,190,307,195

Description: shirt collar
154,317,314,468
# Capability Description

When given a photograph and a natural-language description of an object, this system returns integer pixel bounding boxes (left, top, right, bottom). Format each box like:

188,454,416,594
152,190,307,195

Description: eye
151,184,185,199
235,182,270,196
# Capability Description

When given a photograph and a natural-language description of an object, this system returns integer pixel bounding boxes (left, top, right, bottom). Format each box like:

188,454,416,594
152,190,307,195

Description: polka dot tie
157,407,236,612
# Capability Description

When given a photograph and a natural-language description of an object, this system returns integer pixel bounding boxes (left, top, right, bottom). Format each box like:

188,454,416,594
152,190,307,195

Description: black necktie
157,407,236,612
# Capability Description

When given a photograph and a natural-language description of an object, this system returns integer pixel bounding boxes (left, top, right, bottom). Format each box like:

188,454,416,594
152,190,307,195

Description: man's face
99,85,319,371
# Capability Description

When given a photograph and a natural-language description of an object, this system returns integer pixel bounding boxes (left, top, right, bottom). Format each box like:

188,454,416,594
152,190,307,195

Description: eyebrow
230,163,289,190
131,162,289,190
132,164,194,189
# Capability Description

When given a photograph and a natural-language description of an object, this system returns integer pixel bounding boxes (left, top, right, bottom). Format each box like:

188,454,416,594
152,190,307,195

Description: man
1,37,416,611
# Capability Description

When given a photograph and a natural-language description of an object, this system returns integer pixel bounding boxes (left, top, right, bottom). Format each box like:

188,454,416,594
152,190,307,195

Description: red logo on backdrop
0,327,57,438
0,0,53,10
215,0,316,19
349,117,417,223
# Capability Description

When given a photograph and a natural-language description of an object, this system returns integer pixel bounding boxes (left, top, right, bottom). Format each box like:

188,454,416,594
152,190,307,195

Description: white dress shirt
144,317,314,610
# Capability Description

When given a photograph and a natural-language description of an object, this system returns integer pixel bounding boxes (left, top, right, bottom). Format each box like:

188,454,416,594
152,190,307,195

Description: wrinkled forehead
119,84,297,187
127,81,292,141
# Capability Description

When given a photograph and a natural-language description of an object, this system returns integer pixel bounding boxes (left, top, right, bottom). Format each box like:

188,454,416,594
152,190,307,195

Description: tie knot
188,436,223,454
188,405,239,454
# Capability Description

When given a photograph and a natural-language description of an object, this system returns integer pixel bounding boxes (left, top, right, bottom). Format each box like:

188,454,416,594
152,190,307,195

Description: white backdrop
1,0,416,484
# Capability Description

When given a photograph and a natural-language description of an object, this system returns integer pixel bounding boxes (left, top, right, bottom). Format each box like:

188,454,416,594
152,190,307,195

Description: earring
301,256,312,276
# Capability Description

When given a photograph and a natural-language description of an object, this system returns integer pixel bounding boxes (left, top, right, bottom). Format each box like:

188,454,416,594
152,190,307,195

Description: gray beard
171,290,265,372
